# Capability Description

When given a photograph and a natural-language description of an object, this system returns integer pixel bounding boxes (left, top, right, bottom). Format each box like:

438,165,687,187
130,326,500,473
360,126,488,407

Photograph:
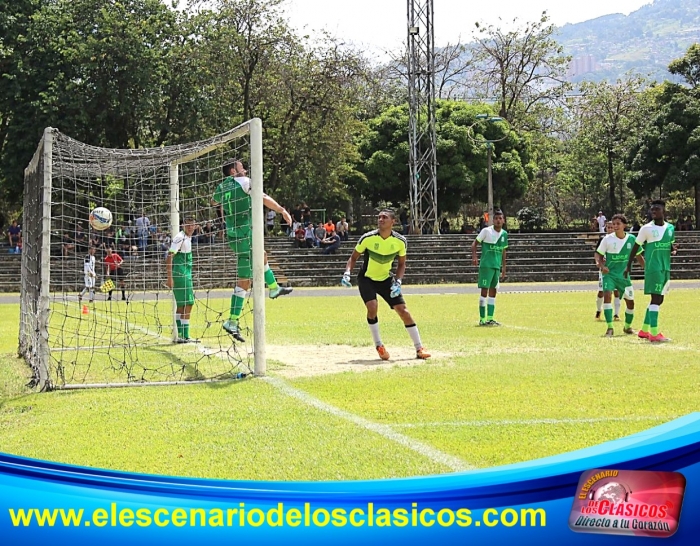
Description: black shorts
358,275,405,309
108,267,124,279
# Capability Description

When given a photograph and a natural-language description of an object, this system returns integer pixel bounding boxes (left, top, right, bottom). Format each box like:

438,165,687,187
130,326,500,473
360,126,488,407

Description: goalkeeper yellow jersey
355,230,407,282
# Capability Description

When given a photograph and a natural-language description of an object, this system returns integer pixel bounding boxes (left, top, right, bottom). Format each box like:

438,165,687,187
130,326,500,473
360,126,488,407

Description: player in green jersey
595,214,645,337
471,210,508,326
595,221,622,321
341,209,430,361
166,216,198,343
212,159,293,342
625,200,678,343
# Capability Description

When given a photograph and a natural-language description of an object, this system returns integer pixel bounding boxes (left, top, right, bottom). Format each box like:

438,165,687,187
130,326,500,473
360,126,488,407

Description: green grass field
1,287,699,481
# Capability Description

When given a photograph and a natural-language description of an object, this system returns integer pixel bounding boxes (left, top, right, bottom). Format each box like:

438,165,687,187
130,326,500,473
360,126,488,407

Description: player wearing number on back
212,159,293,342
625,200,678,343
341,209,430,361
471,210,508,326
595,214,644,337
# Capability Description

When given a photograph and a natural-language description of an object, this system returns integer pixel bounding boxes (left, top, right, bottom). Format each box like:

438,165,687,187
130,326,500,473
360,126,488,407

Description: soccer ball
89,207,113,231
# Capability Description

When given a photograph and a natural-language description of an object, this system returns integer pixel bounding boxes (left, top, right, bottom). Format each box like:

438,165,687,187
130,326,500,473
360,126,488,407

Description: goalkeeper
341,209,430,361
213,159,293,342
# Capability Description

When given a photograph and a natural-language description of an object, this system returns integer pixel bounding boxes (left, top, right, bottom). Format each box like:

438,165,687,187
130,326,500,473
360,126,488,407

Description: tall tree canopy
356,101,531,214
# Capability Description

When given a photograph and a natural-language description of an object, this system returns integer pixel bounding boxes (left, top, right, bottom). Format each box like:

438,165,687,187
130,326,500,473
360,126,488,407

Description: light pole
469,114,505,226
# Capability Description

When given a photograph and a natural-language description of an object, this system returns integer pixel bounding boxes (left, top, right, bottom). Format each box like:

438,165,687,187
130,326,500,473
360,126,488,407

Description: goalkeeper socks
264,264,279,291
181,319,190,339
229,286,247,321
614,297,621,316
405,323,423,350
479,296,487,321
641,309,651,333
175,313,183,338
596,296,603,312
624,310,634,329
487,297,496,321
367,317,382,347
649,304,660,336
603,303,613,328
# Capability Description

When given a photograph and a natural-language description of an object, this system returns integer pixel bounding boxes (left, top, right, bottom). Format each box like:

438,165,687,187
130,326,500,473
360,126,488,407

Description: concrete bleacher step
2,232,700,291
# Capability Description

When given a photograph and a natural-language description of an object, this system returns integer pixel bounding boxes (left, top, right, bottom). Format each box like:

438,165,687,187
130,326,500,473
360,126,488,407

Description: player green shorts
478,267,500,289
602,275,634,299
227,235,252,279
172,267,194,307
644,270,671,295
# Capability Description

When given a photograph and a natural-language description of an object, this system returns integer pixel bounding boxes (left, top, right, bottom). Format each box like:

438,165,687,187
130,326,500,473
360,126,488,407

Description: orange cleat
376,345,390,361
416,347,431,360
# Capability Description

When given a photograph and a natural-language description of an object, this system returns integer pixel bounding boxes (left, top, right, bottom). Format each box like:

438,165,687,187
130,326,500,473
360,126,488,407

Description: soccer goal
20,119,267,390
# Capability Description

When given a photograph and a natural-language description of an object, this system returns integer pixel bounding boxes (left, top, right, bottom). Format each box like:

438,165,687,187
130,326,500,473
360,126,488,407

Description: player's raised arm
262,194,292,227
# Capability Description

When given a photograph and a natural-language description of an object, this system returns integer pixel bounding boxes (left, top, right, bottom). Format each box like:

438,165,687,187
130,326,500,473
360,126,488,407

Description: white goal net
20,120,268,389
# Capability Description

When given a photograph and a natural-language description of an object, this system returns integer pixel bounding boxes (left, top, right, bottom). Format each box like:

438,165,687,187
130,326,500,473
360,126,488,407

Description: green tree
0,0,178,207
357,101,530,214
471,12,571,129
575,75,649,213
627,83,700,221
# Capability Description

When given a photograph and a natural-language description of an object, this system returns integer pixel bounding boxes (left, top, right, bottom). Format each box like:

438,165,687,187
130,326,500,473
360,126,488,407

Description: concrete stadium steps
1,232,700,291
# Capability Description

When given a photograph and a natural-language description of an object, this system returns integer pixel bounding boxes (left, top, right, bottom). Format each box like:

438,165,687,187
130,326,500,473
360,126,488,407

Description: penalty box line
263,376,474,472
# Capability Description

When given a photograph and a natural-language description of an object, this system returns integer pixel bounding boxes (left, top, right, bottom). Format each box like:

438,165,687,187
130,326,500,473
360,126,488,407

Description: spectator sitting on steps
294,224,306,248
304,223,317,248
314,222,326,246
321,230,341,254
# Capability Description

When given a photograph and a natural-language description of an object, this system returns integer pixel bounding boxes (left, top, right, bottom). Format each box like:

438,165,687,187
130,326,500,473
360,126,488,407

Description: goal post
20,119,268,390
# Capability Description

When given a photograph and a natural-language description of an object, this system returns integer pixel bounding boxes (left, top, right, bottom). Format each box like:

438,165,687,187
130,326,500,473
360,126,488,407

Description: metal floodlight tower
407,0,438,234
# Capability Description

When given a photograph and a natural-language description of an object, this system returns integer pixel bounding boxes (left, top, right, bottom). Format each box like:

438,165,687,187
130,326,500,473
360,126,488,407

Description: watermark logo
569,469,685,538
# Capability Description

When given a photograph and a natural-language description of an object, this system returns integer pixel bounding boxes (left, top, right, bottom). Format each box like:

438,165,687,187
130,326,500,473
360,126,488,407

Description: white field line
392,416,673,428
61,300,474,471
262,376,473,472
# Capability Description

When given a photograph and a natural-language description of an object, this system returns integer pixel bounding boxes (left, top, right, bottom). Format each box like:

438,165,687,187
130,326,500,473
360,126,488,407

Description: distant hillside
557,0,700,82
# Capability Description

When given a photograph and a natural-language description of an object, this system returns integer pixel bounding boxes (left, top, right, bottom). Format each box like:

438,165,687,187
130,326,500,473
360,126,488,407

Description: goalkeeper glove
390,278,402,298
341,271,352,287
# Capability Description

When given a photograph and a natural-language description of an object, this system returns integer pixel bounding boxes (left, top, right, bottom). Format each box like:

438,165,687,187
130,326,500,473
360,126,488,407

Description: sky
283,0,653,55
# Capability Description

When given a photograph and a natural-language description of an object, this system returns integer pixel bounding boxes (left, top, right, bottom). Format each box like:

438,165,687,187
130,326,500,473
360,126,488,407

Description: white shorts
84,275,95,289
623,285,634,301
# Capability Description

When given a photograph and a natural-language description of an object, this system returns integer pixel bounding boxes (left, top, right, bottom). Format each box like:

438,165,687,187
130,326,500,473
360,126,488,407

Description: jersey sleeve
212,182,223,204
596,236,608,255
634,226,649,246
355,235,368,253
503,232,509,249
169,233,185,254
238,177,252,195
629,235,643,255
398,238,407,257
669,225,676,243
476,228,489,243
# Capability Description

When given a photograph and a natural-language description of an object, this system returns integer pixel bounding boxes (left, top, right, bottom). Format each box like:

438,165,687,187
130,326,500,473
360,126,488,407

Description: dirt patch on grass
266,344,450,379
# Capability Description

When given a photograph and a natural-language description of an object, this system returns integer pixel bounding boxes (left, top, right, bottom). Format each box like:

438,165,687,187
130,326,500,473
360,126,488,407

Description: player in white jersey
595,221,621,320
78,246,97,303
